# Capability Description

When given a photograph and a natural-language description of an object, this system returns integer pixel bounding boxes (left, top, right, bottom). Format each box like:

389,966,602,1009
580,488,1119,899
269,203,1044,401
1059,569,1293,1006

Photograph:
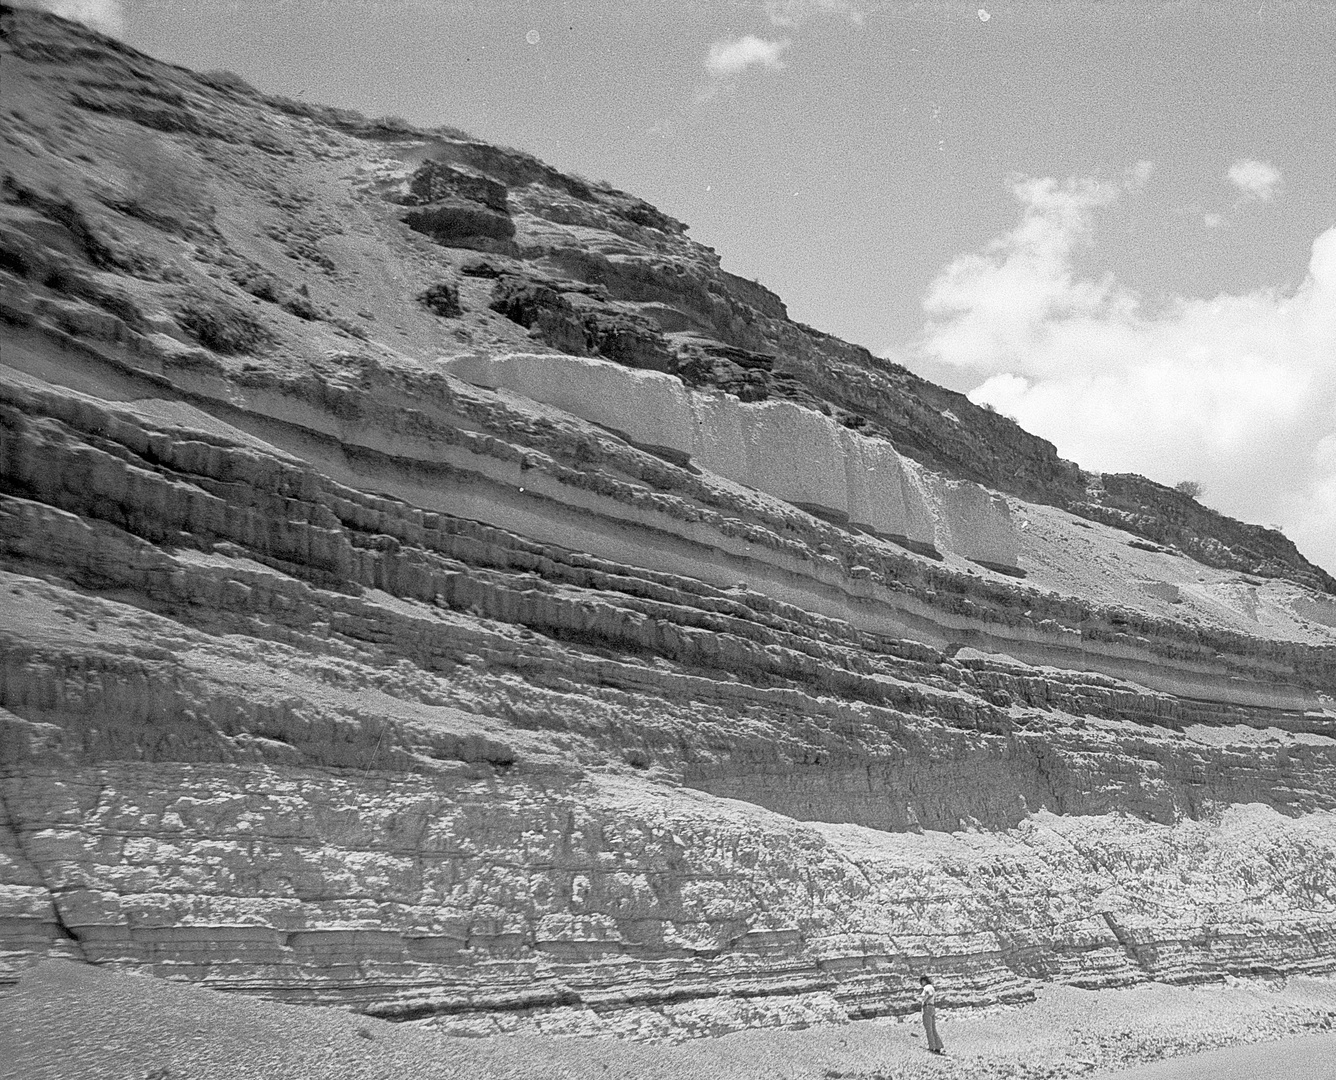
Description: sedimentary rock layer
1,7,1334,1041
2,358,1335,1035
443,353,1015,567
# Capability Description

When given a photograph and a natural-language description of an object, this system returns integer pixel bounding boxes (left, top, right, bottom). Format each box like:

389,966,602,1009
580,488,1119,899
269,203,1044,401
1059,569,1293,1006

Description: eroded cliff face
1,7,1335,1041
441,353,1016,569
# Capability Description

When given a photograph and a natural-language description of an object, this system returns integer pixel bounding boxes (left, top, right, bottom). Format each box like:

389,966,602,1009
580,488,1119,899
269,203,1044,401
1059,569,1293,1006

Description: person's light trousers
922,1003,943,1052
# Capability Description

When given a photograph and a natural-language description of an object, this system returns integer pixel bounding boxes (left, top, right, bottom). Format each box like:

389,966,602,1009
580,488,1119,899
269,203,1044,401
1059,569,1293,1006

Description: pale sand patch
1093,1033,1336,1079
1011,499,1336,646
3,962,1334,1080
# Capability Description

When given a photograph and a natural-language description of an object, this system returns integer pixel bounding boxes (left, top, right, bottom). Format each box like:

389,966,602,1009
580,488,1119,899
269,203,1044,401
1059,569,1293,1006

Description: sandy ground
1011,499,1336,647
1093,1033,1336,1079
2,962,1334,1080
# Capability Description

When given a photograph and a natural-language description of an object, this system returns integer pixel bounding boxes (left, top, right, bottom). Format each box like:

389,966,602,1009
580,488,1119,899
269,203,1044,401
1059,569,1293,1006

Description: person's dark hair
919,975,931,984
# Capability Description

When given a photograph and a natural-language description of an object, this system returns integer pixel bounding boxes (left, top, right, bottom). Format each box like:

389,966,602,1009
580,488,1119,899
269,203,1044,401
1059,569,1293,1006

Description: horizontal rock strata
1,6,1334,1042
2,357,1334,1035
442,353,1017,569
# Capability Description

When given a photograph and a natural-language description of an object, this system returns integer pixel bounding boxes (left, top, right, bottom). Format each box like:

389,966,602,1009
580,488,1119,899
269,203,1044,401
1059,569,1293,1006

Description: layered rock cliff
1,7,1334,1041
441,353,1017,570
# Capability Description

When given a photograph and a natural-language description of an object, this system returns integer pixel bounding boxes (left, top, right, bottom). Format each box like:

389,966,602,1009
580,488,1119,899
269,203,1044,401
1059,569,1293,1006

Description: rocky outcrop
485,276,674,371
398,160,515,251
1,5,1334,1044
442,353,1017,569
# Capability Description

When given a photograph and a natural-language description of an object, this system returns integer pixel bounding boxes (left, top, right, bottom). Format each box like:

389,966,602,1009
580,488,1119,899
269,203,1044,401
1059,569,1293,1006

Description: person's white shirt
920,982,936,1005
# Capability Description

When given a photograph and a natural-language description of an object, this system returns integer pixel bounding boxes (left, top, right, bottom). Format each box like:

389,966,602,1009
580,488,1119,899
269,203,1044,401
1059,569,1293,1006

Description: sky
33,1,1336,575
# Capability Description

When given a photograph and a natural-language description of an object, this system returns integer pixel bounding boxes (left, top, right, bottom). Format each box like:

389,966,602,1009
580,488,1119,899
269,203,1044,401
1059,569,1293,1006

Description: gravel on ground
3,962,1335,1080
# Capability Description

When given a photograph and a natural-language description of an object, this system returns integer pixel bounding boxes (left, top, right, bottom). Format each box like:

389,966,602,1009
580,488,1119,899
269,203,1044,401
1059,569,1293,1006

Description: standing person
919,974,945,1055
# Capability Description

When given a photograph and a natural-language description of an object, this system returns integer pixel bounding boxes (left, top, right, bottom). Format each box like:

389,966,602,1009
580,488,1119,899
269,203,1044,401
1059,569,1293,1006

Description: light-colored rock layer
443,353,1014,565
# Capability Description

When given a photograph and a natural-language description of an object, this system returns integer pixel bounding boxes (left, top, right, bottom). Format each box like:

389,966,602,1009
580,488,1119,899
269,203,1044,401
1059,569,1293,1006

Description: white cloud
919,174,1123,372
704,35,791,77
24,0,123,36
917,171,1336,576
696,2,860,103
1227,158,1283,202
1124,160,1154,190
766,0,865,27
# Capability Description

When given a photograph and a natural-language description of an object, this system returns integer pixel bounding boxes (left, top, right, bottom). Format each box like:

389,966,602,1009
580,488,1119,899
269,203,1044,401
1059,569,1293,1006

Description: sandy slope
1012,500,1336,647
3,961,1334,1080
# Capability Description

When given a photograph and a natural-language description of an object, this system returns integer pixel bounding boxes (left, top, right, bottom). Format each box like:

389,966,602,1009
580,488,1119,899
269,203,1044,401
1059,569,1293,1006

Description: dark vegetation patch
2,175,141,273
67,77,288,154
1,6,141,65
176,293,273,354
417,282,461,318
231,268,319,320
0,220,147,332
263,219,338,274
